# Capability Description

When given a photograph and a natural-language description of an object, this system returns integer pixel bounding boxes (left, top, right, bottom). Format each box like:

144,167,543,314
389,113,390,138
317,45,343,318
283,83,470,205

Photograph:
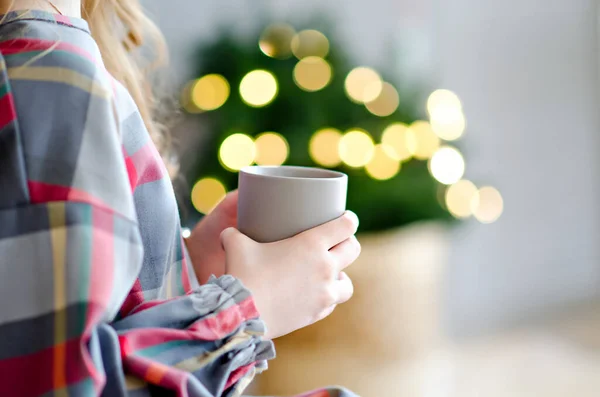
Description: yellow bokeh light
293,56,332,92
471,186,504,223
445,179,478,219
365,82,400,117
430,109,466,141
180,80,201,113
259,23,296,59
191,177,227,214
338,129,375,168
365,144,401,180
427,89,466,141
219,133,256,171
406,121,441,160
427,89,462,115
344,67,382,103
309,128,343,167
381,123,412,162
239,70,278,107
291,30,330,59
428,146,465,185
254,132,289,166
187,74,230,112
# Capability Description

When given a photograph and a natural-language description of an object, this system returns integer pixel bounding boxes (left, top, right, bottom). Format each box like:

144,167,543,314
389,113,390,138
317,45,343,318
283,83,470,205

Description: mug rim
240,165,347,181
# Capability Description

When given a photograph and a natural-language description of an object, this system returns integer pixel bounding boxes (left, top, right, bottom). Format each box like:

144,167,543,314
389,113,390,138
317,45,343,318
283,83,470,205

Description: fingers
316,273,354,322
220,227,252,251
330,235,361,271
303,211,359,248
316,304,336,322
214,190,238,213
221,189,238,204
333,271,354,304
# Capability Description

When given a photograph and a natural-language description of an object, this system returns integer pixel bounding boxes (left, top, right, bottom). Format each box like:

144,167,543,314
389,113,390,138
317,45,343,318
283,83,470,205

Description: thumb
220,227,248,251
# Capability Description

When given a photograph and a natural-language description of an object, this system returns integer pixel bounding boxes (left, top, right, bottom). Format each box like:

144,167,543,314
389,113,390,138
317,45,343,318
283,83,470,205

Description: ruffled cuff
110,275,275,396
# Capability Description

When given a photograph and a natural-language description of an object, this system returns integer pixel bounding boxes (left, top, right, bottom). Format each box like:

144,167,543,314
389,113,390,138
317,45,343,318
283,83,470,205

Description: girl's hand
221,211,361,340
186,191,238,284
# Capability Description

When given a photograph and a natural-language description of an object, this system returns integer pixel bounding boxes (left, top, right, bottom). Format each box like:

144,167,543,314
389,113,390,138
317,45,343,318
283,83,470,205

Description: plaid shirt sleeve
0,37,276,396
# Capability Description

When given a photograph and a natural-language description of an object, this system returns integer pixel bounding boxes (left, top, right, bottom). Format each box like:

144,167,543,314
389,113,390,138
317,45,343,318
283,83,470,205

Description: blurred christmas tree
179,22,498,232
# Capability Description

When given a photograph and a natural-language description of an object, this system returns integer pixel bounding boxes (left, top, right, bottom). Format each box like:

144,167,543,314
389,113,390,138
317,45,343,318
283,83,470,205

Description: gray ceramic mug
238,166,348,243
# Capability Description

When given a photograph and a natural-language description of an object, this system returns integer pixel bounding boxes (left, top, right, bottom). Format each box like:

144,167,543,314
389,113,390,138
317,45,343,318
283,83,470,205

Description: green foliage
185,23,452,232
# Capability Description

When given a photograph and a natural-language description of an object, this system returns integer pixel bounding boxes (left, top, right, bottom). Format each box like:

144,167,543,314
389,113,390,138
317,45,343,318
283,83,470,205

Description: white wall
437,0,600,336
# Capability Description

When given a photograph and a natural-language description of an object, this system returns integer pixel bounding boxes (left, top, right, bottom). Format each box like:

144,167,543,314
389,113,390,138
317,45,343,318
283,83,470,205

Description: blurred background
145,0,600,395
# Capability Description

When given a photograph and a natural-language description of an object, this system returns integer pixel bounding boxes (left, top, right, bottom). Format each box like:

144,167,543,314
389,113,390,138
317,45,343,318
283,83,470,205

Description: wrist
209,275,273,338
225,272,275,339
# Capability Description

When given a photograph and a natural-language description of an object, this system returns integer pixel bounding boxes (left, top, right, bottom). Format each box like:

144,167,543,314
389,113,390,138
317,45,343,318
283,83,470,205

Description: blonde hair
82,0,174,166
0,0,177,172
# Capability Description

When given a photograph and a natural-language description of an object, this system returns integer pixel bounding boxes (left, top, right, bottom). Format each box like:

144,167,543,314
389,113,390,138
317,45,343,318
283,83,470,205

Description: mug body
238,166,348,243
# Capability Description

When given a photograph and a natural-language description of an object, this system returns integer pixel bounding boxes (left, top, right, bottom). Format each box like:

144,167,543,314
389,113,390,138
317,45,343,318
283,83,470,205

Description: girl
0,0,361,396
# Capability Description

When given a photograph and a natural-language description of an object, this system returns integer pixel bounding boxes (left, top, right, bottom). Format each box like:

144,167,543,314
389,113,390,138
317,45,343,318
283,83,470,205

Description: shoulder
0,14,113,115
1,33,112,111
0,41,136,218
0,38,117,165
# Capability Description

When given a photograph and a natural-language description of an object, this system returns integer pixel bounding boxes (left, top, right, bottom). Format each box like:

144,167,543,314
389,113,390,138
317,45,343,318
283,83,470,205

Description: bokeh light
365,144,401,180
365,82,400,117
445,179,478,218
254,132,289,166
471,186,504,223
293,56,332,92
219,133,256,171
428,146,465,185
239,70,278,107
338,129,375,168
430,110,466,141
406,121,441,160
184,74,230,112
309,128,343,167
291,30,330,59
381,123,412,162
427,89,462,115
191,177,227,214
259,23,296,59
427,89,466,141
180,80,200,113
344,67,382,103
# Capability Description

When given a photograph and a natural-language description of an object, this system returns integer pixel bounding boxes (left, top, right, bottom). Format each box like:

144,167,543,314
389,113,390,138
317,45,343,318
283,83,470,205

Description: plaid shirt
0,10,358,397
